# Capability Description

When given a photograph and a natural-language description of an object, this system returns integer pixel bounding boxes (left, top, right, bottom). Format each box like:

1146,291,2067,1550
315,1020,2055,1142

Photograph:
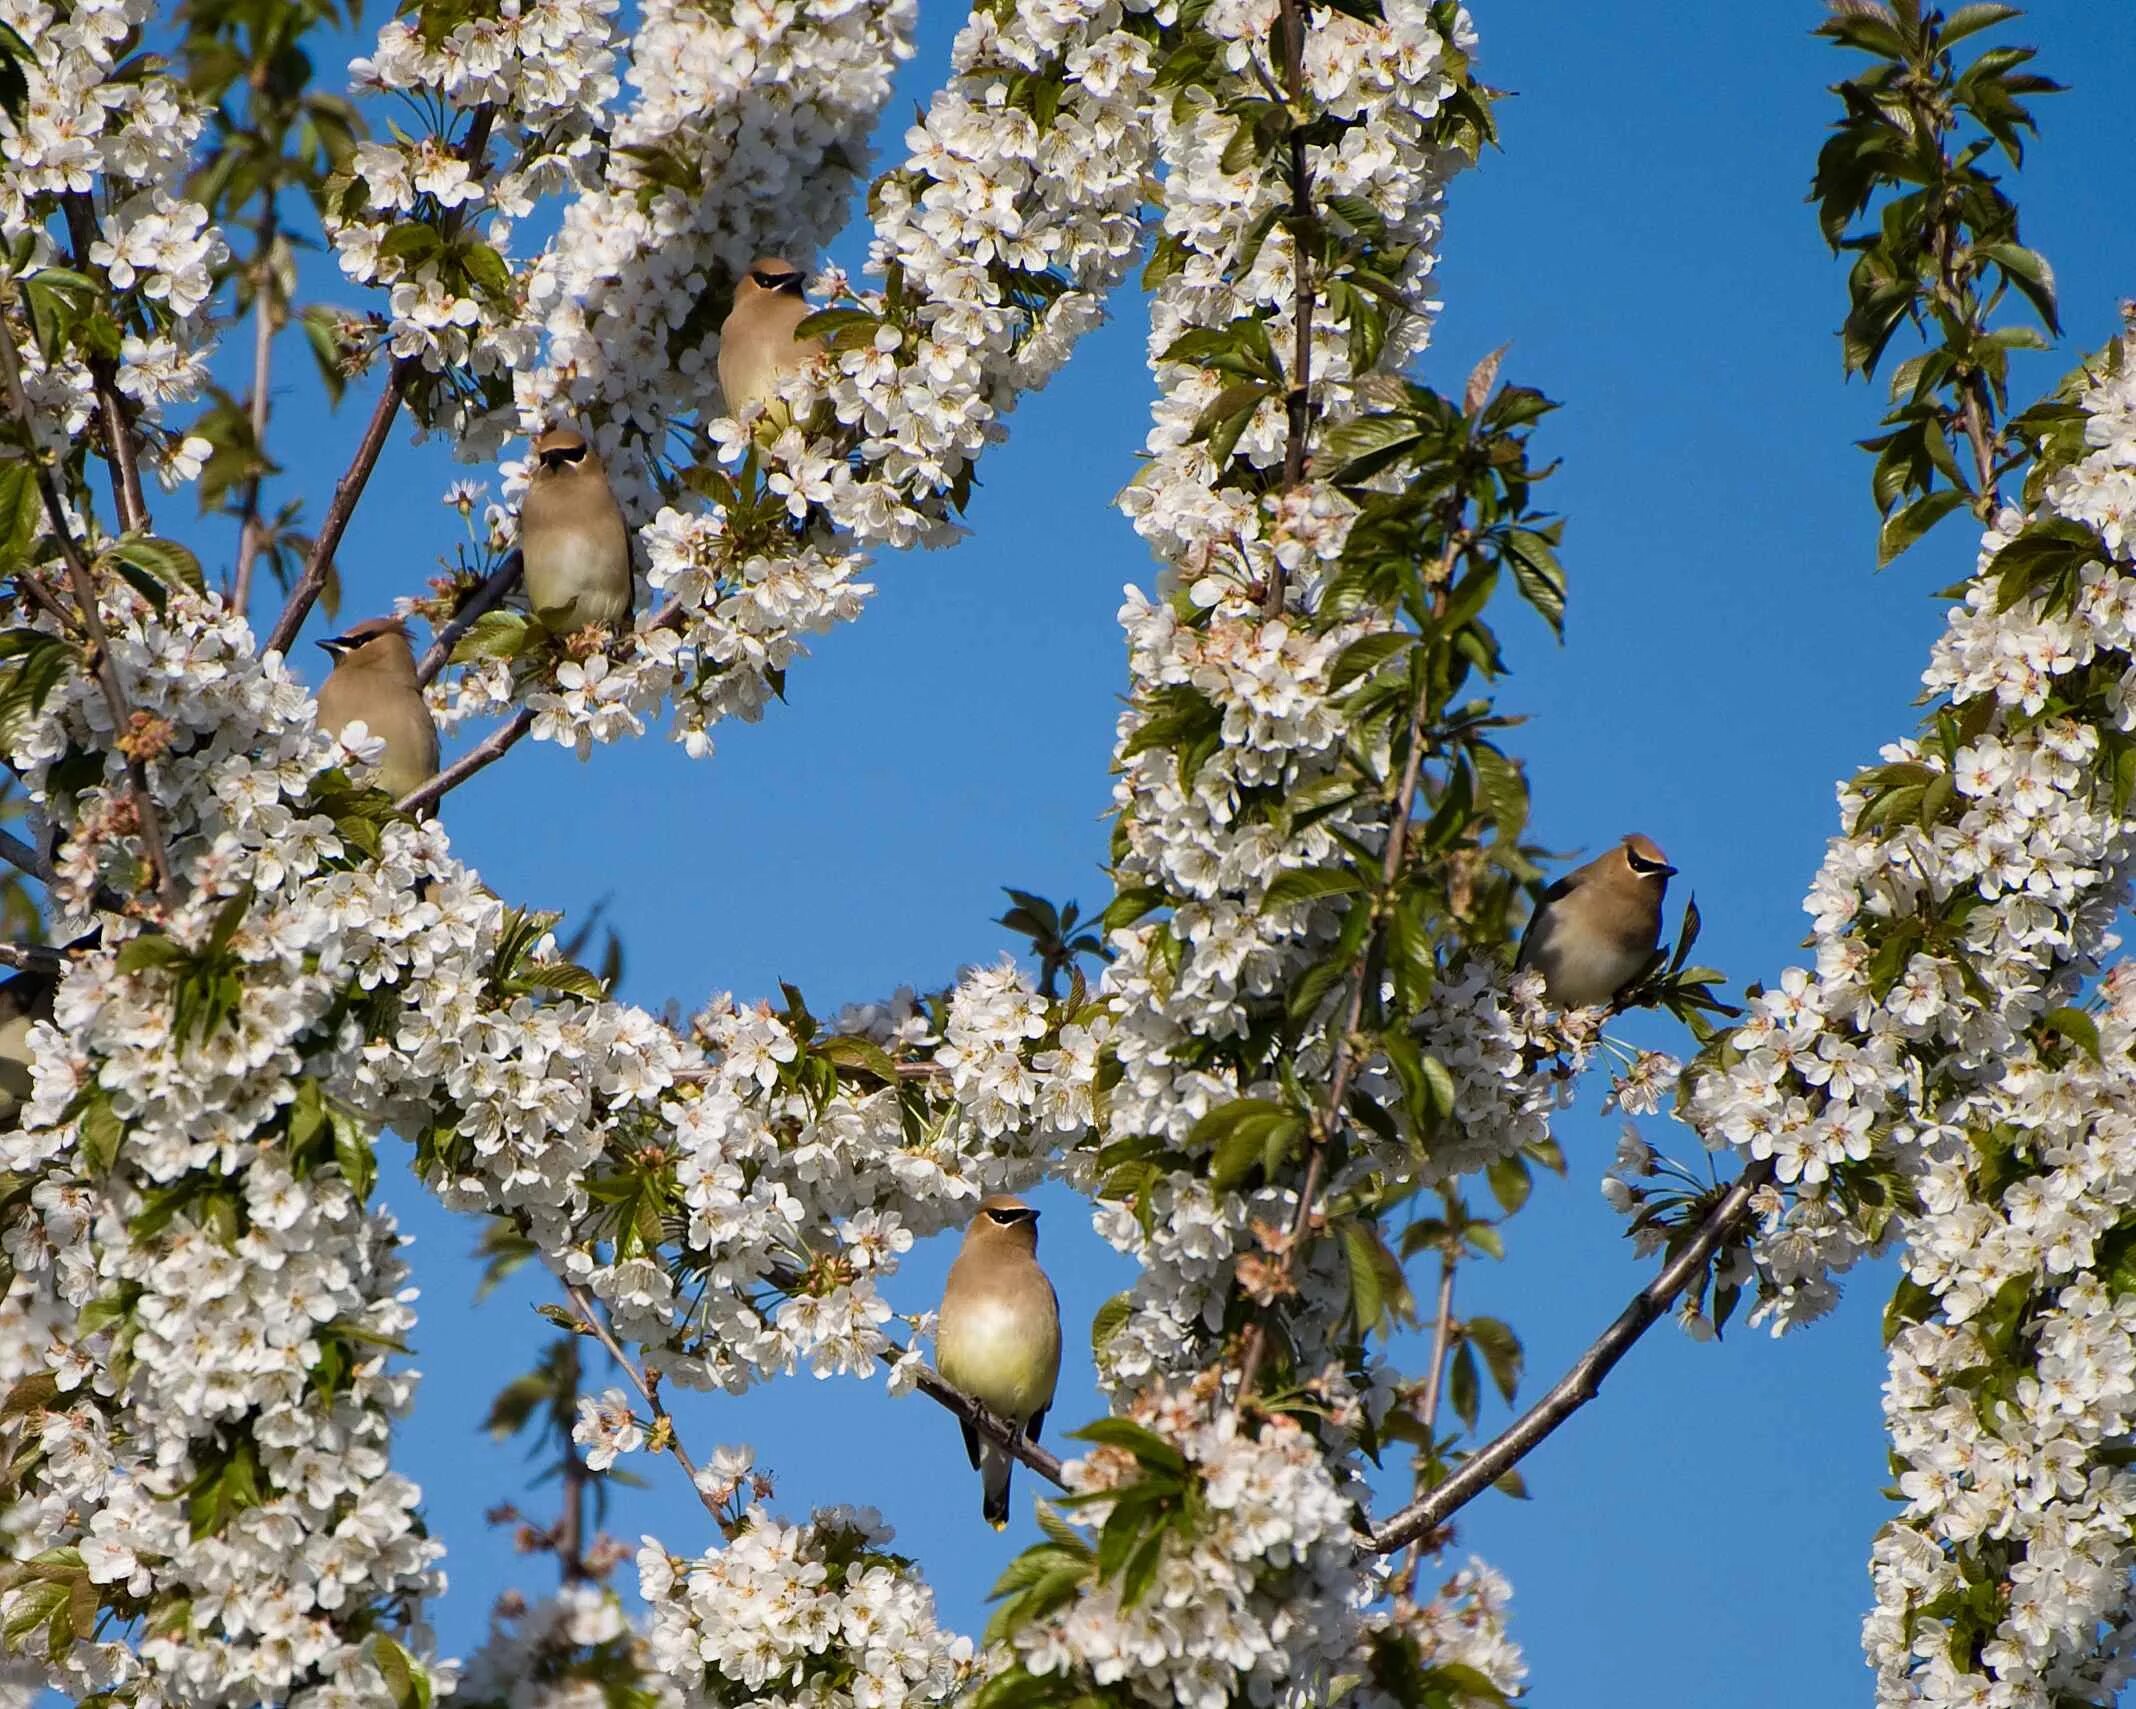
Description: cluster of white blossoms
331,0,622,401
1007,1385,1522,1709
1087,0,1587,1396
0,563,1112,1696
637,1505,974,1708
515,0,919,517
427,0,1163,768
1681,340,2136,1705
0,0,222,478
459,1581,681,1709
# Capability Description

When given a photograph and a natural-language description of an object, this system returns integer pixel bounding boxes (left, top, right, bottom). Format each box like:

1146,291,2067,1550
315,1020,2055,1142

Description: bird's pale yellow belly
938,1298,1057,1422
524,523,630,631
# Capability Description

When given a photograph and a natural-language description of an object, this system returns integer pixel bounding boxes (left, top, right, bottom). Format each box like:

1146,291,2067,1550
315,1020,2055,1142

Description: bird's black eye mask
986,1206,1038,1227
1625,851,1676,879
751,269,805,294
540,445,589,471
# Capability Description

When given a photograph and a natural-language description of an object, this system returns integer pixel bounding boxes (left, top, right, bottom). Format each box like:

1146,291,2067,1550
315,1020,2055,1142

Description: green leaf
1261,867,1363,910
109,533,205,593
793,307,884,353
1467,1315,1523,1402
333,1108,377,1201
1877,488,1968,566
451,608,536,663
370,1637,434,1709
1319,413,1423,483
299,305,351,407
77,1086,123,1176
1329,630,1414,690
1090,1291,1133,1358
1069,1417,1185,1474
1484,1155,1529,1215
2040,1005,2100,1062
1447,1340,1478,1429
1502,528,1566,636
0,463,41,575
1941,4,2021,47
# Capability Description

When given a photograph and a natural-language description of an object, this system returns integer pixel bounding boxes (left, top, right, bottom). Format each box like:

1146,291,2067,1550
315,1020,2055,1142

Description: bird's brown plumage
1515,832,1677,1008
936,1192,1061,1530
521,424,633,634
718,258,822,424
316,616,439,804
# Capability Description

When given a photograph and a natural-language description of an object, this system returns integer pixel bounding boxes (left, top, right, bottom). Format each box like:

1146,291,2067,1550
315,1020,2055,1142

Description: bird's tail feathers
981,1441,1013,1531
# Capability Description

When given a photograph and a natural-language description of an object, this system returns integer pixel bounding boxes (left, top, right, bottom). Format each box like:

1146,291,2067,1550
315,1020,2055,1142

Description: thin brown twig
231,204,280,616
1403,1228,1459,1593
416,550,523,687
262,105,496,657
0,315,178,907
881,1341,1069,1491
562,1281,726,1522
1234,586,1442,1403
1366,1155,1778,1555
394,706,533,818
60,193,149,536
1265,0,1316,620
261,368,406,656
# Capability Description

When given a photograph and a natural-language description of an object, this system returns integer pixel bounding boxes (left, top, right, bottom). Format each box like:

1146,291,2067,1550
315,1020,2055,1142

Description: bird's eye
1627,852,1665,876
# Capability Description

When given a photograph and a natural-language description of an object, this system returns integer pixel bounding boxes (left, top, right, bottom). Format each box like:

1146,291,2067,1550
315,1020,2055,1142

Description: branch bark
563,1281,727,1524
394,706,533,818
0,313,178,907
1366,1155,1777,1555
1265,0,1316,620
60,193,150,536
231,205,280,617
260,104,495,657
416,550,522,687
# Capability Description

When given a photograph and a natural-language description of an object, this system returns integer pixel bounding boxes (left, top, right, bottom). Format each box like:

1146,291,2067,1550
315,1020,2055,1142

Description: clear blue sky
183,2,2136,1700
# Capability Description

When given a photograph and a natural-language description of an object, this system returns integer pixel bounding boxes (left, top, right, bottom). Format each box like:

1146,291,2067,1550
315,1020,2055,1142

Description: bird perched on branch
936,1193,1061,1530
1516,832,1677,1009
316,616,439,806
0,967,51,1129
718,258,822,428
520,425,634,636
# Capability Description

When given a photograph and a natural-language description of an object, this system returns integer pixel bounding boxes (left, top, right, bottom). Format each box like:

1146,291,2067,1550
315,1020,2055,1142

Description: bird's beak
776,274,806,296
1656,863,1679,879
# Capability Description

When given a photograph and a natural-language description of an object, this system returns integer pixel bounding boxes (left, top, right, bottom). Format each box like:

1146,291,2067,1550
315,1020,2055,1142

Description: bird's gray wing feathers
1515,872,1578,968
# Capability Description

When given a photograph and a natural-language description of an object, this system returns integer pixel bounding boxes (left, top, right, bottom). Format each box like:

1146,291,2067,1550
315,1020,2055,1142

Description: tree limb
231,203,280,617
261,104,496,657
1366,1155,1777,1555
0,312,178,907
416,550,522,687
395,706,534,818
60,193,150,536
883,1342,1068,1491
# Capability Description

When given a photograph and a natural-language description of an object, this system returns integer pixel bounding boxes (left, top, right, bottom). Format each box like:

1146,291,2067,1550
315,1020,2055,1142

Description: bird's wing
958,1420,981,1470
1514,872,1580,968
1026,1405,1048,1443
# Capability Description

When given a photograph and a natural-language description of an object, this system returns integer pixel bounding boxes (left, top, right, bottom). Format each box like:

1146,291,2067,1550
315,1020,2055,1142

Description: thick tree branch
261,104,495,657
0,316,178,907
1367,1155,1777,1555
60,193,150,535
0,941,65,974
416,550,522,687
394,706,533,817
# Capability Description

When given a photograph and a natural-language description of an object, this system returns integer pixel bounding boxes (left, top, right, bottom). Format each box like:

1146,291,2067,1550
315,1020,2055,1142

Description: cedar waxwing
520,426,634,635
717,259,823,424
0,967,51,1129
935,1193,1061,1531
1515,832,1677,1009
316,617,440,803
